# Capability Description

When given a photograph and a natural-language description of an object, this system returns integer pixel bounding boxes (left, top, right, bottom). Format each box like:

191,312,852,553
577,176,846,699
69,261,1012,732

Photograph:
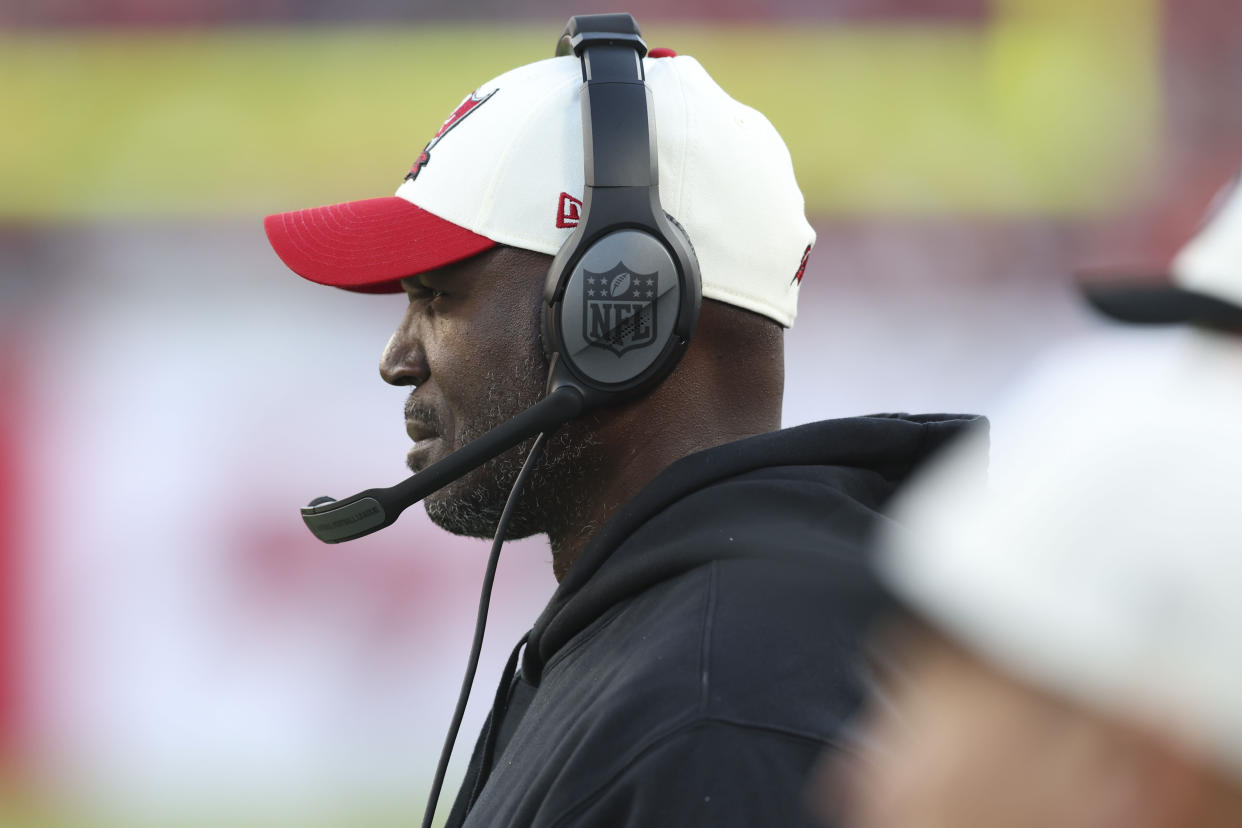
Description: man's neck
545,417,779,582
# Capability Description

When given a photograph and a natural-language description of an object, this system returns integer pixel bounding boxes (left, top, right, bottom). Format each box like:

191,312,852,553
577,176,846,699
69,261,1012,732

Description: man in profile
266,30,982,827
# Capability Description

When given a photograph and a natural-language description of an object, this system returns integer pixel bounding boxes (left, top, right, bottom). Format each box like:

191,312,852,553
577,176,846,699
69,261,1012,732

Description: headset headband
557,15,654,192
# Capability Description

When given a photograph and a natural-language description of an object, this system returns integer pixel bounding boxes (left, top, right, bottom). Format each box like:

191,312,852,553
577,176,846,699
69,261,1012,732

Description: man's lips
405,420,441,443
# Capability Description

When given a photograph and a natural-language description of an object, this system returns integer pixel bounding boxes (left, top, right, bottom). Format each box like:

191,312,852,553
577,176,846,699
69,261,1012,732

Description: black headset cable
420,430,551,828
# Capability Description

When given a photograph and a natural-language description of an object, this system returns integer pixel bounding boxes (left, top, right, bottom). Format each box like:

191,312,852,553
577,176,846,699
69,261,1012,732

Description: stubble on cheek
417,357,549,537
416,355,603,542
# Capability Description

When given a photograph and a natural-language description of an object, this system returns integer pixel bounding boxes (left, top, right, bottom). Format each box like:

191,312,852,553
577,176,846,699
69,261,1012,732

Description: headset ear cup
543,211,702,408
550,229,683,392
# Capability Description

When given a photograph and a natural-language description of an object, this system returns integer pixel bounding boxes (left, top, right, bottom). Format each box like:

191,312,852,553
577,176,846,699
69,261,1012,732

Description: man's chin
422,475,544,542
422,477,502,538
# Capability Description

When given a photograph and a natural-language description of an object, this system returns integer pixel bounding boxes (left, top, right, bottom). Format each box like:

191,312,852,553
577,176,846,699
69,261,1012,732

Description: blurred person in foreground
263,16,983,828
819,171,1242,828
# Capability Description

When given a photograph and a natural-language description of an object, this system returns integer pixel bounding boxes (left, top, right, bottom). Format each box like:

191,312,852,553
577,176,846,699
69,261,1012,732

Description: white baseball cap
1081,170,1242,330
878,332,1242,781
265,51,815,327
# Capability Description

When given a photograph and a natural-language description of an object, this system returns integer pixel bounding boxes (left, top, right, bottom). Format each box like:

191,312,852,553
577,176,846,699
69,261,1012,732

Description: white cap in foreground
879,331,1242,781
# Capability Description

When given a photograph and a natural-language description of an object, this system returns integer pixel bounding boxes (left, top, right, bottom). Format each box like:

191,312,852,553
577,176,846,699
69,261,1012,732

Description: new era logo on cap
557,192,583,228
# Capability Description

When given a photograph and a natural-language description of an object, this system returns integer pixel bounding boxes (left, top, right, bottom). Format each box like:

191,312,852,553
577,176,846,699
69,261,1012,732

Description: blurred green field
1,2,1158,220
0,779,455,828
0,799,438,828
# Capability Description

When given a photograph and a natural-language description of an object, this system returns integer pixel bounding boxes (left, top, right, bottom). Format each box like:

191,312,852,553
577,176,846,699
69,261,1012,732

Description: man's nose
379,320,430,387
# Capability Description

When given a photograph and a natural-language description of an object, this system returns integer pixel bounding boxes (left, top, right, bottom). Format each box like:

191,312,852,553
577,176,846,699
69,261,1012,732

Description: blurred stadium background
1,0,1240,825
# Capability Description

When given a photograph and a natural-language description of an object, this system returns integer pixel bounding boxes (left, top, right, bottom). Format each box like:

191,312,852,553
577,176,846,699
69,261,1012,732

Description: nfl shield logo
582,262,659,356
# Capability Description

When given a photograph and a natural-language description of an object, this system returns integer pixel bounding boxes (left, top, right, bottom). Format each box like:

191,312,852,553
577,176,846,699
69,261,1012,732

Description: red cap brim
264,196,496,293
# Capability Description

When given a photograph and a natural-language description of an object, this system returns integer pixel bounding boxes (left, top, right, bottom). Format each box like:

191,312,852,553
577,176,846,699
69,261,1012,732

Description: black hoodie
446,413,985,828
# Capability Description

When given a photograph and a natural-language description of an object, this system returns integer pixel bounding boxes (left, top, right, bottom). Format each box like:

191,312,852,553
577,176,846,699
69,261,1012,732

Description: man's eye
408,285,446,301
400,276,448,301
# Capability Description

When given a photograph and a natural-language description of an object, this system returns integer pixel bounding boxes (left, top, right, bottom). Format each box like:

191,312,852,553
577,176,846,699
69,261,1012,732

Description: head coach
264,14,983,828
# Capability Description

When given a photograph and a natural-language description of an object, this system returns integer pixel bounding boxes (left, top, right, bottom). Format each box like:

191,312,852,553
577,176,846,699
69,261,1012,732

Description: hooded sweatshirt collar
521,413,986,682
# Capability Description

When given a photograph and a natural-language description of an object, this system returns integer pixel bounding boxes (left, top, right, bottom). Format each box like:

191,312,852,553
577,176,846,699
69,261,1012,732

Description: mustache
404,394,444,432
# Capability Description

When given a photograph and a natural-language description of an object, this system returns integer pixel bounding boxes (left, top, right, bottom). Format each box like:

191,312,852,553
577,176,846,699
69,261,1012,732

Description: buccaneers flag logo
583,262,659,356
405,88,498,182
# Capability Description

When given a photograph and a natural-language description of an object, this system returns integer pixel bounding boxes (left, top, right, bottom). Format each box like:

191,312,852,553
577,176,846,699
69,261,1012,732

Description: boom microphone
301,385,585,543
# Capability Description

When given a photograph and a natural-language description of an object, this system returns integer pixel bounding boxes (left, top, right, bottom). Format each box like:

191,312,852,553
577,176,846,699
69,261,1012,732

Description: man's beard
409,355,601,541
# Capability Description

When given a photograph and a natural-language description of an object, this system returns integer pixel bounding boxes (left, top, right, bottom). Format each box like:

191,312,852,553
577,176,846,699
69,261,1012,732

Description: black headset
300,12,700,545
542,13,701,410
